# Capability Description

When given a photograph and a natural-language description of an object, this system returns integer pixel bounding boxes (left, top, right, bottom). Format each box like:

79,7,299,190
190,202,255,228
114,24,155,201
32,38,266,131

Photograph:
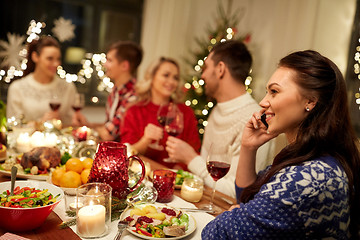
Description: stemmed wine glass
163,105,184,162
199,144,231,214
72,93,85,112
49,94,61,111
148,103,172,151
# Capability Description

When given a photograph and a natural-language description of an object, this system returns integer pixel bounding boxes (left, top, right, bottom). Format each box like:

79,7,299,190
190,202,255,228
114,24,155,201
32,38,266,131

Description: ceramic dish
121,203,196,239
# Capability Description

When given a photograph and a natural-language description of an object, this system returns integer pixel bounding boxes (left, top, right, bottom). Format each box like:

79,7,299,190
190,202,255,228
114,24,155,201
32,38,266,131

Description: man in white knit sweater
166,40,274,198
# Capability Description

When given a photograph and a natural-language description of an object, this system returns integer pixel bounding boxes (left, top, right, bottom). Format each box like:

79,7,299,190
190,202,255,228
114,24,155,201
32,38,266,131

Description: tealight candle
69,202,83,211
77,205,106,237
181,177,204,203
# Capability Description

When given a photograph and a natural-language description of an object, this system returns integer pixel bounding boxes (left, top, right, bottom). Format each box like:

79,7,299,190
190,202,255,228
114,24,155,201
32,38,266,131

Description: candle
44,133,58,147
30,131,45,147
69,202,83,211
180,178,204,202
77,205,106,237
16,133,32,152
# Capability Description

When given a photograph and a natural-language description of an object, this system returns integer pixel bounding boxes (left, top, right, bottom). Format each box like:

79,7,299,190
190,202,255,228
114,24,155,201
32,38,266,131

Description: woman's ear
305,97,318,111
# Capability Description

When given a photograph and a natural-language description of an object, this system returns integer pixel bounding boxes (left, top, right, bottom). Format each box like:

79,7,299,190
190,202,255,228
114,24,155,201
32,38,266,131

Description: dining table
0,155,236,240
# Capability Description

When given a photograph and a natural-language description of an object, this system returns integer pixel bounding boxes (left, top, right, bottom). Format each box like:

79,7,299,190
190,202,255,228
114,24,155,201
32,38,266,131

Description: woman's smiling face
259,67,311,142
151,61,179,101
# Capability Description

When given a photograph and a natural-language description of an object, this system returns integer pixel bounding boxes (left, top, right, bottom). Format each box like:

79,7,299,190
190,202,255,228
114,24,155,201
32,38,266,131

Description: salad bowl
0,180,64,231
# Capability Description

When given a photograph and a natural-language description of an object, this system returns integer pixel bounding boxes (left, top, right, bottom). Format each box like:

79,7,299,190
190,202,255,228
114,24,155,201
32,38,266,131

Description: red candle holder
153,169,176,203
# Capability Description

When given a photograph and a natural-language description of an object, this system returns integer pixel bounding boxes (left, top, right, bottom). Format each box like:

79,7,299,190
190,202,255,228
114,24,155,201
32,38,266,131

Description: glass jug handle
128,155,146,193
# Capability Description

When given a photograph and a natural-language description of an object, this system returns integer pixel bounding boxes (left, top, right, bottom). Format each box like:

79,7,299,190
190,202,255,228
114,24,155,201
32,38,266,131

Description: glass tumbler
76,183,112,238
153,169,176,203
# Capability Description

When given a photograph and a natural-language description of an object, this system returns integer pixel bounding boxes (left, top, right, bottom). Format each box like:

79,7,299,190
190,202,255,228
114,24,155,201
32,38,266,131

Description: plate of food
121,203,196,239
0,146,61,180
0,169,48,180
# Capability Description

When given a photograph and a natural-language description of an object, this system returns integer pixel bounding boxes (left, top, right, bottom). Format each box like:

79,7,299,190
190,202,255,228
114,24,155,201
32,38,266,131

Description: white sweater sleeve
7,82,23,118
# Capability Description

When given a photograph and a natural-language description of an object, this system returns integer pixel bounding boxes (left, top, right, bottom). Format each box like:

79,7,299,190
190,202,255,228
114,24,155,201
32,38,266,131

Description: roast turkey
21,147,61,170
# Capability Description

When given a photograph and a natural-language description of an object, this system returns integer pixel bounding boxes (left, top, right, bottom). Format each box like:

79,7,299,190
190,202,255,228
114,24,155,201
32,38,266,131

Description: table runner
54,195,215,240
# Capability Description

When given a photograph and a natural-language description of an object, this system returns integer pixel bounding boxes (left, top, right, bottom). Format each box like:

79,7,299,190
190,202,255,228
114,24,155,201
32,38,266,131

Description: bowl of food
0,180,64,231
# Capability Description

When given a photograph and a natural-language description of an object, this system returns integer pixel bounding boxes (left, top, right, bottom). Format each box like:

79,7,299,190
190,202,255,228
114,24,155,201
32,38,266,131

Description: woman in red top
121,57,200,169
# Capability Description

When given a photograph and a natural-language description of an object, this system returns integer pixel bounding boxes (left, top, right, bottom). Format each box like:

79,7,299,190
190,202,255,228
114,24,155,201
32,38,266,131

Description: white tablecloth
54,195,215,240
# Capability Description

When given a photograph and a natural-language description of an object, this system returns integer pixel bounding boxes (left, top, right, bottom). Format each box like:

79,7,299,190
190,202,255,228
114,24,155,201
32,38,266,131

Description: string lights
184,26,253,135
0,20,115,104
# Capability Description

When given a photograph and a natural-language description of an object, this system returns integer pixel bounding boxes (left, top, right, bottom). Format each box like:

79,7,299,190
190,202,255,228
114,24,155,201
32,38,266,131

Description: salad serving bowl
0,180,64,231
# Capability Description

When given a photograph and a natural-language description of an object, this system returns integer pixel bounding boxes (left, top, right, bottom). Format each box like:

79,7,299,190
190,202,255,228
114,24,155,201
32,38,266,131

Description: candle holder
76,183,112,238
180,177,204,203
153,169,176,203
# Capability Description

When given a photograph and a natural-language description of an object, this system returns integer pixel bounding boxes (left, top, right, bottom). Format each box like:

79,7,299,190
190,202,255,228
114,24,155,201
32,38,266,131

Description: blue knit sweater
202,156,350,239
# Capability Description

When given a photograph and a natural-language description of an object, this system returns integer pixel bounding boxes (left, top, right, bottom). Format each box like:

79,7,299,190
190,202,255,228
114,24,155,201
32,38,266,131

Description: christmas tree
183,0,252,137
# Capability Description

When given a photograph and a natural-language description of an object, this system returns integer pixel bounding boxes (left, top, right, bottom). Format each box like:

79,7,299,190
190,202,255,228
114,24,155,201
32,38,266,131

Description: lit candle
44,133,58,147
30,131,45,147
77,205,106,237
16,133,31,152
180,178,204,203
69,202,83,211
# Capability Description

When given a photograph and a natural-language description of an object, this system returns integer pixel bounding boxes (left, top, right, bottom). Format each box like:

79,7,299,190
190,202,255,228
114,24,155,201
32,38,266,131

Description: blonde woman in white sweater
166,40,275,198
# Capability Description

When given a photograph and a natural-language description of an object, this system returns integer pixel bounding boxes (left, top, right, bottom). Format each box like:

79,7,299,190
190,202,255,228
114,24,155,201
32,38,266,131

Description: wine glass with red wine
163,105,183,162
199,144,231,214
49,94,61,111
148,103,171,151
72,93,85,112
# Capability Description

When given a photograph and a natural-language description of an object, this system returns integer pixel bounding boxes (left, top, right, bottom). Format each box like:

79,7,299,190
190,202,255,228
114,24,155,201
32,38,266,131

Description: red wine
157,116,174,127
166,129,180,137
49,103,61,111
157,116,167,127
72,106,82,111
207,161,230,181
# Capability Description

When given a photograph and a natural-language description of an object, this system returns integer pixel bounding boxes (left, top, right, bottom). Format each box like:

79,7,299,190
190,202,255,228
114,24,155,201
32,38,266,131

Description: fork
114,220,128,240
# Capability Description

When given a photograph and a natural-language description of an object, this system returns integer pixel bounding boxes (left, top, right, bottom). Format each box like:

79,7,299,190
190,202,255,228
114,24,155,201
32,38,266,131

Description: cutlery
114,220,128,240
10,166,17,196
179,207,215,214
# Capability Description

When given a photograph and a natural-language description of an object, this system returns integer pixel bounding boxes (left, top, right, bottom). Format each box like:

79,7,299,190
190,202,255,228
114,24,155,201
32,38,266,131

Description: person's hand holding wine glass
198,144,231,214
163,104,184,163
148,104,170,151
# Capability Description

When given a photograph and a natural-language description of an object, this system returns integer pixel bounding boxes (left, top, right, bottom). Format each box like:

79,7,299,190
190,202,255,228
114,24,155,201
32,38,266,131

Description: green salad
175,170,194,185
0,186,59,208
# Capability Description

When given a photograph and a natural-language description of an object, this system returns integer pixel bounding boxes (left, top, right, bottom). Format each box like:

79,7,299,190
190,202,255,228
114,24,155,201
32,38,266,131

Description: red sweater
121,101,201,169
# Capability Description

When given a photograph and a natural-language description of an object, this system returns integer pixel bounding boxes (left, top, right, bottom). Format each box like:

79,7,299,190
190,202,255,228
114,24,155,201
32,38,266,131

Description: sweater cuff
235,182,244,204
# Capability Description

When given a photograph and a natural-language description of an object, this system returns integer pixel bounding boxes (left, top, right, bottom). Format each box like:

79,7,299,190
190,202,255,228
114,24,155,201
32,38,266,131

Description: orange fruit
82,158,93,169
60,171,82,188
51,168,66,186
65,158,83,174
80,169,91,184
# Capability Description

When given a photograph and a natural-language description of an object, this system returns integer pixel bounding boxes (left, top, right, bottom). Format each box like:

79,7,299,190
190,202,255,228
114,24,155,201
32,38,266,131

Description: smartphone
260,113,268,129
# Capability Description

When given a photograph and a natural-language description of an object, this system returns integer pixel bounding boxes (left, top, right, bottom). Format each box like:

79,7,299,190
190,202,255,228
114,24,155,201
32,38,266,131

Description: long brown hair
240,50,360,238
23,36,60,77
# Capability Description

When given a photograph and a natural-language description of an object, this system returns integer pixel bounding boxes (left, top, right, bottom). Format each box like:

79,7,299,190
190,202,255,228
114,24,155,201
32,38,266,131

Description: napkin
0,233,31,240
54,195,215,240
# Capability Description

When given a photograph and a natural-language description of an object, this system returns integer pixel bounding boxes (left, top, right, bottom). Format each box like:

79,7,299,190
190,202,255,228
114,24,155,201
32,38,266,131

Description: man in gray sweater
165,40,275,198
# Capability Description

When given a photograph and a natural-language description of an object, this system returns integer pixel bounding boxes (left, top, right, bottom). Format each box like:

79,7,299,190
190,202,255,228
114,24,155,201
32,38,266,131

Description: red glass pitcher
88,141,145,199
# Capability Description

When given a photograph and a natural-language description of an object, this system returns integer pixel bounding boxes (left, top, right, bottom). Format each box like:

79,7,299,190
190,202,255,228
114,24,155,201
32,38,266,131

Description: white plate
121,203,196,240
0,169,48,180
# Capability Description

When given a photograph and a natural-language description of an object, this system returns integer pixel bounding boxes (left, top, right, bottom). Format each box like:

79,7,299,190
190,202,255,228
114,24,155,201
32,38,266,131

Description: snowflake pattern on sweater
202,156,350,239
